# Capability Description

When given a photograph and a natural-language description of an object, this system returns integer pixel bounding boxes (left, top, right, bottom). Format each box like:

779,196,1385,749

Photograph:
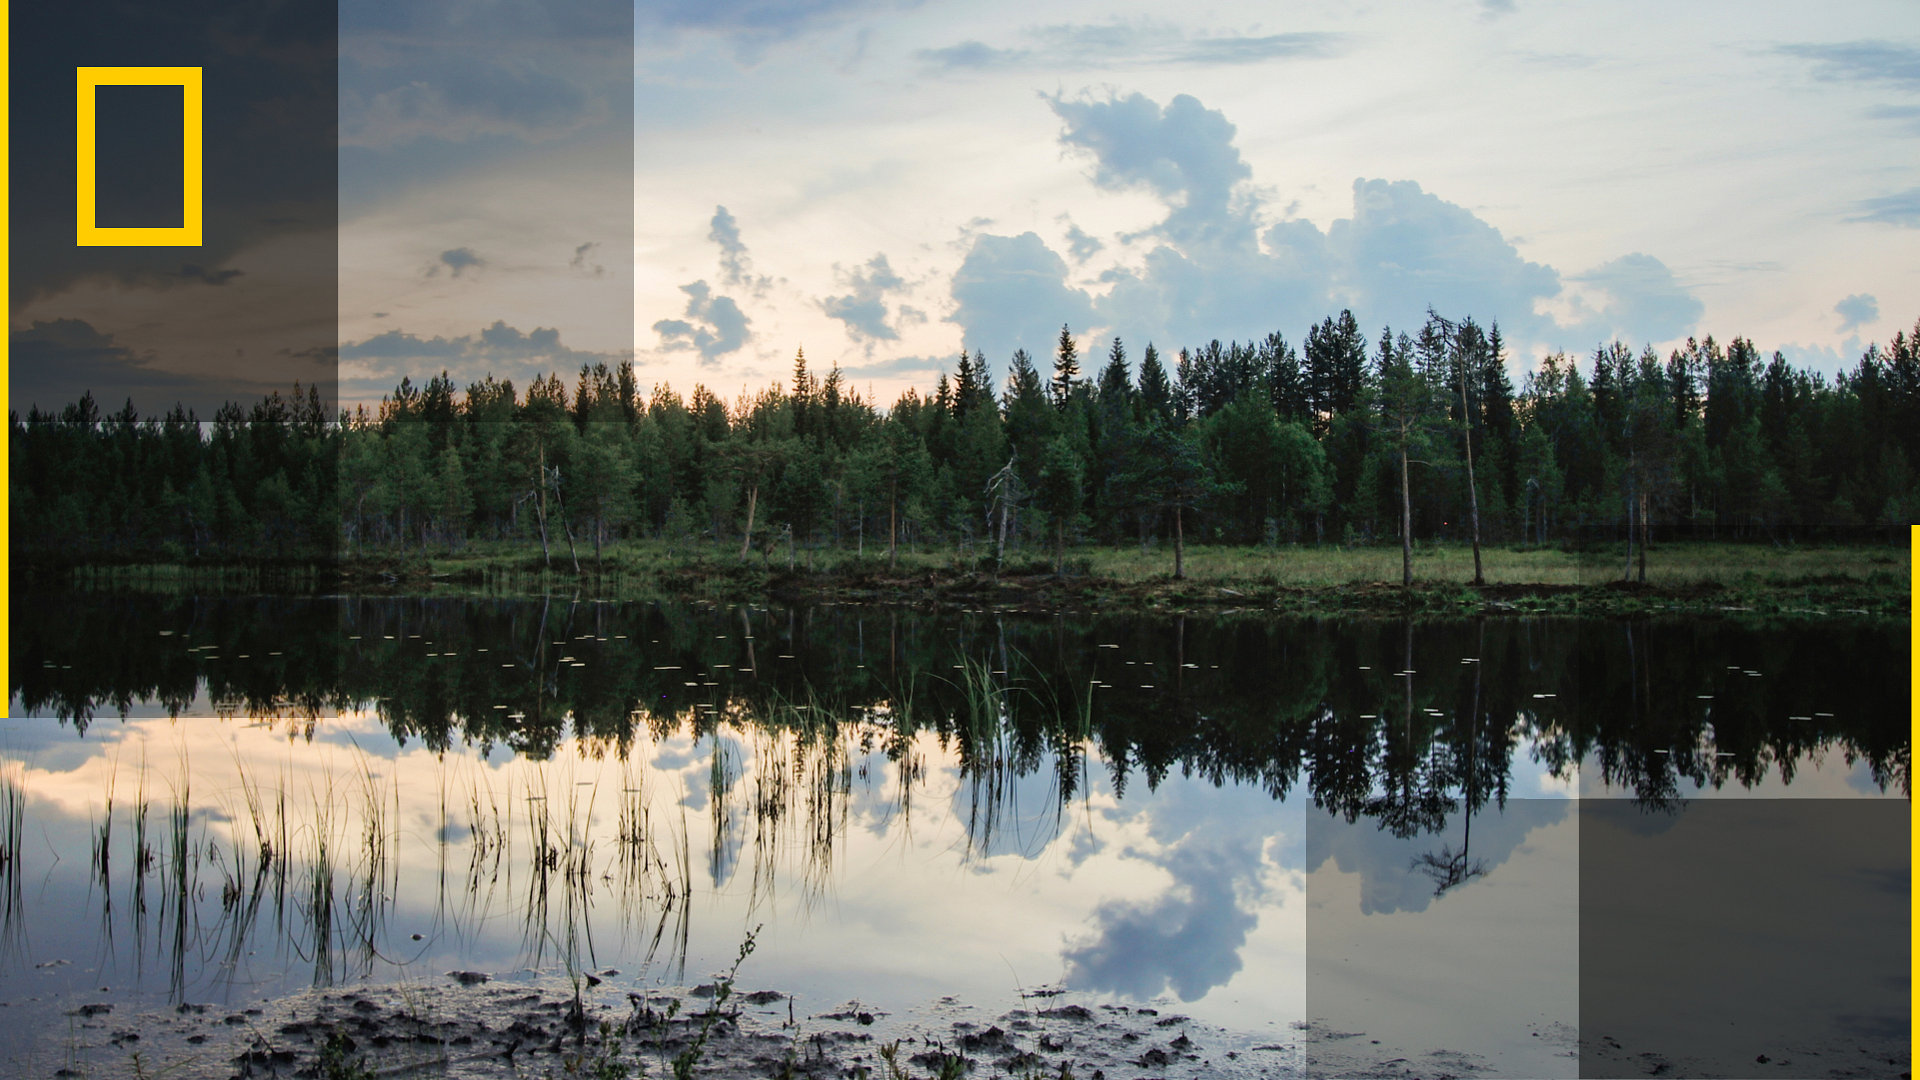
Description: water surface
3,595,1906,1077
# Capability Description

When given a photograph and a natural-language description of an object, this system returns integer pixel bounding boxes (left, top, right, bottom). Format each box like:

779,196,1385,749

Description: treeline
15,596,1908,810
11,310,1920,570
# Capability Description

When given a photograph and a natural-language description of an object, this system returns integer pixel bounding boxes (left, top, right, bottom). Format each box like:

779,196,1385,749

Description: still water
2,595,1908,1077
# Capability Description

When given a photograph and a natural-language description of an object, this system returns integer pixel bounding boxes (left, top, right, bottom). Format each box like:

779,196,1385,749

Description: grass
74,537,1902,617
1,763,24,958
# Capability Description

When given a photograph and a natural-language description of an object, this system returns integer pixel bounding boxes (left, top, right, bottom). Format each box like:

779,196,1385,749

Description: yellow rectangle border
74,65,202,247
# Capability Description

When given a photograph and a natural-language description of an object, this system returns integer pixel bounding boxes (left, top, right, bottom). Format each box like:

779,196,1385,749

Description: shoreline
22,563,1909,620
13,974,1308,1080
25,970,1886,1079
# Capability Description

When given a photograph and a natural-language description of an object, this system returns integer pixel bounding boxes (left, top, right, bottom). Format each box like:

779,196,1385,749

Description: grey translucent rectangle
1579,798,1909,1079
1305,798,1581,1079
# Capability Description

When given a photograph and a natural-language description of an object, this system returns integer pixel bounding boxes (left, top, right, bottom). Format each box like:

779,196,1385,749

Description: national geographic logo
75,66,203,247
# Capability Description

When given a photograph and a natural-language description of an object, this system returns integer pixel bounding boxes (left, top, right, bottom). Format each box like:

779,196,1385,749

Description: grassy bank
41,539,1911,617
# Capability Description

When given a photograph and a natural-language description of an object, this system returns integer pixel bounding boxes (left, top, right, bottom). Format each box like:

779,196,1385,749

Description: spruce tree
1052,324,1080,410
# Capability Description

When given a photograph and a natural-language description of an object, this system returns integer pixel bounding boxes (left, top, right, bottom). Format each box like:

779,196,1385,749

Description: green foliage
669,924,760,1080
317,1030,376,1080
13,318,1920,571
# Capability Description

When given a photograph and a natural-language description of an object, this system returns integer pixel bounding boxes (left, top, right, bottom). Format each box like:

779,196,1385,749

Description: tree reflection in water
3,593,1905,1000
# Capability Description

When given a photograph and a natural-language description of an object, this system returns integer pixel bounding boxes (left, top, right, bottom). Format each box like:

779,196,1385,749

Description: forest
11,309,1920,576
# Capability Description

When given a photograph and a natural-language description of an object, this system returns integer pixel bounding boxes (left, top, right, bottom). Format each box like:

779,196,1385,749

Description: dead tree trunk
1637,491,1649,583
1460,366,1484,585
1173,504,1186,580
740,483,758,559
534,444,553,569
549,467,581,574
1400,443,1413,588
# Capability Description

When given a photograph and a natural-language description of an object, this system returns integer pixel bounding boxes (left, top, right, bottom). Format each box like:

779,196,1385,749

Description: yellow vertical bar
2,0,11,714
181,70,202,245
74,70,95,242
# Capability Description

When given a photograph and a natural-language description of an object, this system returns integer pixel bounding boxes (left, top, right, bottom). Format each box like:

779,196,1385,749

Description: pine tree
1139,343,1173,421
1052,324,1080,410
1097,337,1132,405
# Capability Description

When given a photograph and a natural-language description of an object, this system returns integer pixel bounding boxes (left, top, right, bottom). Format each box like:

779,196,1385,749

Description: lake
2,594,1908,1078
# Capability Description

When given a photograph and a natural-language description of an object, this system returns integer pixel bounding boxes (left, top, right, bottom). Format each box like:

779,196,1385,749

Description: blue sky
592,0,1912,404
23,1,1912,411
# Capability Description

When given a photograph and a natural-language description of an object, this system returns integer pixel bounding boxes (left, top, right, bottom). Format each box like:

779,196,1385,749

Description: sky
13,1,1918,414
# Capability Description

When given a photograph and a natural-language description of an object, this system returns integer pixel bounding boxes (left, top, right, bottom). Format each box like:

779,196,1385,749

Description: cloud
1563,252,1705,345
1064,223,1104,262
1773,335,1866,379
339,0,631,150
916,41,1027,70
947,90,1703,370
821,254,914,346
343,58,598,148
9,318,219,415
339,320,619,377
653,281,752,362
833,353,951,382
918,22,1347,73
1174,32,1348,64
570,241,605,277
1051,92,1256,250
709,205,771,293
175,265,245,287
435,247,484,278
1777,41,1920,91
1849,186,1920,227
1329,177,1566,335
949,232,1097,367
1481,0,1517,14
1305,799,1570,916
639,0,890,42
1835,293,1879,332
1864,103,1920,132
1063,835,1265,1002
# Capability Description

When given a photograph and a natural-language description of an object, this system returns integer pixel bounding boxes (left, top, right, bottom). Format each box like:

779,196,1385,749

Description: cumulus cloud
821,254,915,346
1834,293,1879,333
1063,834,1265,1001
1050,92,1254,249
434,247,483,278
947,90,1704,374
1564,252,1706,345
950,232,1097,366
653,281,752,362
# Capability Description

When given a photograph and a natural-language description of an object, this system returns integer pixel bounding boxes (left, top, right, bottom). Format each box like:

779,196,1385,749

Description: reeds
0,762,26,963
